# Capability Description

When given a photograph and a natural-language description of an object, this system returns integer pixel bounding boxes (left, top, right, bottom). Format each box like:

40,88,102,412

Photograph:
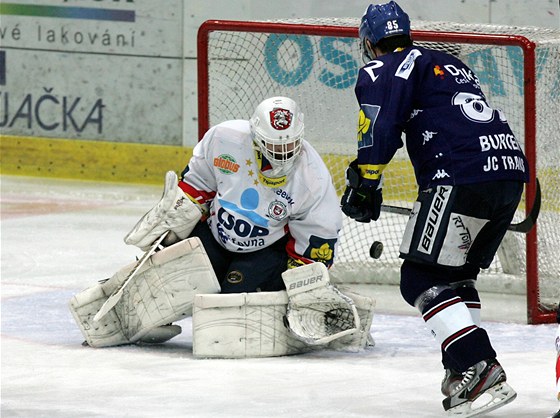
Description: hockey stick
380,178,541,234
93,231,170,322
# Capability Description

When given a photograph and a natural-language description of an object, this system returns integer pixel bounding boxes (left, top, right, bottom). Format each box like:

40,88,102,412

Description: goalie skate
443,359,517,417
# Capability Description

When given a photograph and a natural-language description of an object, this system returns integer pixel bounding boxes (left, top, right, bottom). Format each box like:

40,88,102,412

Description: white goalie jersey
180,120,342,266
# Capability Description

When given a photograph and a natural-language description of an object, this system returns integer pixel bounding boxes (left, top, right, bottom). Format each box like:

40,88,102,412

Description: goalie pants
189,221,289,293
399,180,524,372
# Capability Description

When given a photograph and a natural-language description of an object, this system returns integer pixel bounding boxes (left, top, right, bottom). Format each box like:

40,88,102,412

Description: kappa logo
422,130,438,145
409,109,422,120
432,169,450,180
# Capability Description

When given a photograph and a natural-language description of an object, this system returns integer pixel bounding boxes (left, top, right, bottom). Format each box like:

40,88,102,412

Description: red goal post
197,19,560,324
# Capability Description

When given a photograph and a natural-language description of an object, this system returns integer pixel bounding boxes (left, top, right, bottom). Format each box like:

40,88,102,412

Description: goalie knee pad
69,237,220,348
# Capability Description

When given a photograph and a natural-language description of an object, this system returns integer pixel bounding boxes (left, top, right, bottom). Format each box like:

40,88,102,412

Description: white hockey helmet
249,96,304,178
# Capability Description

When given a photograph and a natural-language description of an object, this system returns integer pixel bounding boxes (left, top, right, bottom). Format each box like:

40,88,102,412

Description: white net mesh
201,19,560,321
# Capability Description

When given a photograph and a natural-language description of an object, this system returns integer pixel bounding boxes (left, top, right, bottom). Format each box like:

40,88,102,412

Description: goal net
197,18,560,324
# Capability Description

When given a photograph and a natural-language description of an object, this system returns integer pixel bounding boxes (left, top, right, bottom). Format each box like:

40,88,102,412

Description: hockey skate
441,368,463,396
443,359,517,417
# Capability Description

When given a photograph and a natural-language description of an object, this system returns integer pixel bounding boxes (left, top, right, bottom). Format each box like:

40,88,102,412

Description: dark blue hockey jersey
354,45,529,190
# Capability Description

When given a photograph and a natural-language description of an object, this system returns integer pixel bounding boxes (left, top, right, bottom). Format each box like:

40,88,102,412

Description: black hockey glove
341,160,382,223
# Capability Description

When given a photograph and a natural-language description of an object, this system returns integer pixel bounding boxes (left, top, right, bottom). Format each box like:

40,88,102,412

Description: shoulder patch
395,49,422,80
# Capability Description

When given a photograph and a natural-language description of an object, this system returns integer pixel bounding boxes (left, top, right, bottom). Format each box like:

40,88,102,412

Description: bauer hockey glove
341,159,383,222
282,263,360,345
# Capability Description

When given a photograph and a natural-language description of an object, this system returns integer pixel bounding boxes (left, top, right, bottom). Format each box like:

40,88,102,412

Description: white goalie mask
249,96,304,178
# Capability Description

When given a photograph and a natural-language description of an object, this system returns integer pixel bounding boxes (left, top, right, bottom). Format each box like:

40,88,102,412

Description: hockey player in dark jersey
341,2,528,416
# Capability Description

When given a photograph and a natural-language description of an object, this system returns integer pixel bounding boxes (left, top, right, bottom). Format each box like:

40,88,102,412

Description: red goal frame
197,19,552,324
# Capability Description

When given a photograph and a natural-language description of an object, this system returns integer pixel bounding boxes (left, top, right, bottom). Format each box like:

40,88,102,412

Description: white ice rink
1,175,558,417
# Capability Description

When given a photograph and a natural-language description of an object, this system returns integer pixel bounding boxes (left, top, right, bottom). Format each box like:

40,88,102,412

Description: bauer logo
419,186,451,254
288,274,324,290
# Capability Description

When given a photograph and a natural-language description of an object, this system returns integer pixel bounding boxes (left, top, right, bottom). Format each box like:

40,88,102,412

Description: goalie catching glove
282,262,360,345
124,171,205,251
341,159,383,223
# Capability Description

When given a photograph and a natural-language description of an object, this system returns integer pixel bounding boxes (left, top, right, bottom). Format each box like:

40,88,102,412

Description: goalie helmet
359,1,411,61
250,96,304,178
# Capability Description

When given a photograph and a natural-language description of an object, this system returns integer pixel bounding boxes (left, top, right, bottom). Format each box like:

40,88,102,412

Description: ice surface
1,175,558,417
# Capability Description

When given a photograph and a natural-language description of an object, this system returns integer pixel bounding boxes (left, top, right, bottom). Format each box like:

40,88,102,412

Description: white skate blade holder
447,382,517,417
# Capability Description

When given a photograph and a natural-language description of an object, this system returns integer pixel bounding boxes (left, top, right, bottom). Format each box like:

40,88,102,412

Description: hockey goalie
69,96,375,355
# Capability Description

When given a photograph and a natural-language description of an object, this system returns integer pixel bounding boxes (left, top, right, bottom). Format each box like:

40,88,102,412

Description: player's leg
399,182,522,415
401,261,497,371
440,276,481,396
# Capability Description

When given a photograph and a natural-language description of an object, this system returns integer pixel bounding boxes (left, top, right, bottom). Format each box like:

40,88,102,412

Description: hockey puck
369,241,384,259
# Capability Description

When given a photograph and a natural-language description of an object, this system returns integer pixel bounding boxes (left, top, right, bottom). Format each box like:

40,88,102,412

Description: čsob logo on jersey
262,34,557,99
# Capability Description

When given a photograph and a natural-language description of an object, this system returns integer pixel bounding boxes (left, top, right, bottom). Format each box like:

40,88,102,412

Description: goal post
197,18,560,324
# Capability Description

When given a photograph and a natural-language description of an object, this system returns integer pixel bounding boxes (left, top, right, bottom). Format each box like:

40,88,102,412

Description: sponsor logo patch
214,154,240,174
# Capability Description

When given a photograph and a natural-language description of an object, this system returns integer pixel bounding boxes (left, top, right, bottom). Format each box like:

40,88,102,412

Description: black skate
443,359,517,417
441,368,463,396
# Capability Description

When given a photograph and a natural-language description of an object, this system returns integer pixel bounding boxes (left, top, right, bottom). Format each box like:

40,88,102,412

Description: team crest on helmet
269,108,292,130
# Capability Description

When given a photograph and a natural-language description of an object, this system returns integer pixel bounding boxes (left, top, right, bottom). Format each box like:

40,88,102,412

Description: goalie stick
93,231,170,322
380,178,541,234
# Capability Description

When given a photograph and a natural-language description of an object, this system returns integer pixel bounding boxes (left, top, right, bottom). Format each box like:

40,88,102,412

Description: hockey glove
282,263,360,345
341,160,383,222
124,171,204,251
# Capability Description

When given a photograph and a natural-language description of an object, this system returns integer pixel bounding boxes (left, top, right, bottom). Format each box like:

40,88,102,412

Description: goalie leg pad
192,291,309,358
124,171,204,251
118,237,221,343
192,289,375,358
69,279,130,347
69,237,220,347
